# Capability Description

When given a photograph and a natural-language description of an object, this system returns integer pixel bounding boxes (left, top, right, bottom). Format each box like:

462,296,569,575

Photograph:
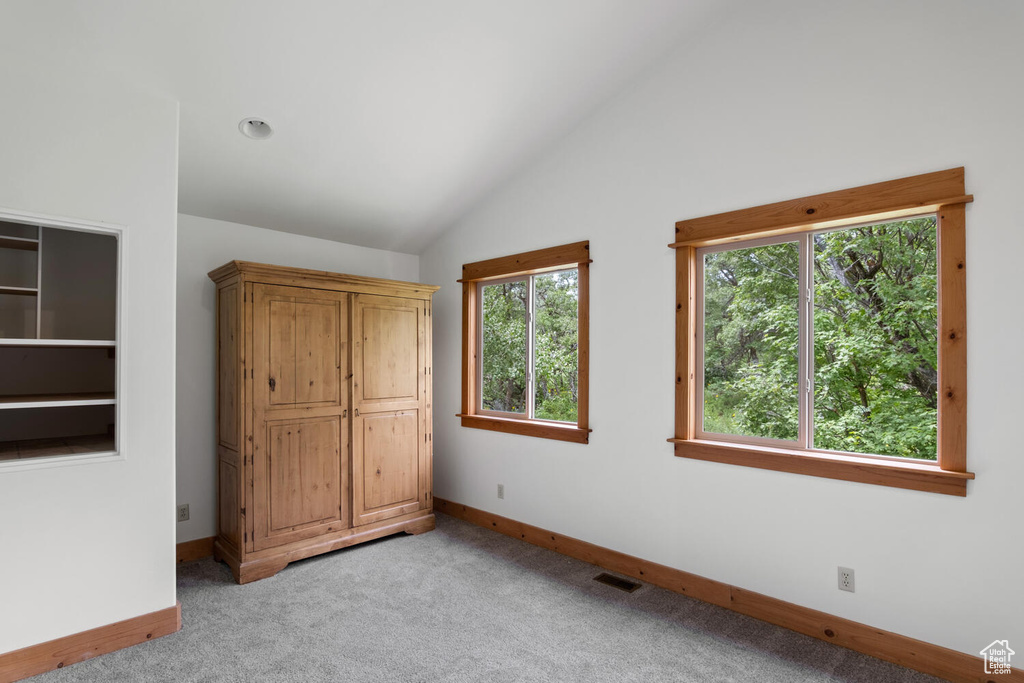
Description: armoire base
213,511,435,584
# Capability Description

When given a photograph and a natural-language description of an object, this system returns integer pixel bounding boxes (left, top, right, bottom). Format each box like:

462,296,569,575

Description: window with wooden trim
460,241,591,443
670,168,974,496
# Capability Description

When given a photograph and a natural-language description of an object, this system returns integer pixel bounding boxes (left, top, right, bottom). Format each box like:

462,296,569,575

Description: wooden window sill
459,414,590,444
668,438,973,496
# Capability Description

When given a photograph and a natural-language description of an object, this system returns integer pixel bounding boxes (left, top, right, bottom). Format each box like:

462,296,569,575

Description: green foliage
703,242,800,440
481,280,528,413
703,218,938,460
480,270,578,422
812,218,937,458
533,271,578,422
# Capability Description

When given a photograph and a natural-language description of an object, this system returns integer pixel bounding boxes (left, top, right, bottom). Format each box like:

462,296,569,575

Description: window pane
533,270,578,423
480,280,528,414
812,217,938,460
703,242,800,440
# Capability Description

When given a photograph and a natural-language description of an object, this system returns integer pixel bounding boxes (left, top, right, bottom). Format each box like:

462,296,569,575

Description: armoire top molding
208,260,440,299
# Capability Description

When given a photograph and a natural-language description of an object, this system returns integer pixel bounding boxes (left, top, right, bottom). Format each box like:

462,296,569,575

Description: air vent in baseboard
593,573,641,593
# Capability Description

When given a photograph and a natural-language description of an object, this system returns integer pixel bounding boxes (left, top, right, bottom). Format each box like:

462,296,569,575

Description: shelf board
0,338,116,347
0,433,114,461
0,235,39,251
0,392,116,409
0,285,38,297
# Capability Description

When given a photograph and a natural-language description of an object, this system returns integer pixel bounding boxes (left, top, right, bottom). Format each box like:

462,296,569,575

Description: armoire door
251,284,350,550
351,293,428,525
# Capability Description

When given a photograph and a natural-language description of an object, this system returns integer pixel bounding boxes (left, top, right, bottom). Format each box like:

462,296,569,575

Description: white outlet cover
838,566,855,592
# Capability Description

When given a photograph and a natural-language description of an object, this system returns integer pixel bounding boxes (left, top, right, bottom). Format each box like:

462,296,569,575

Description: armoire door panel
268,418,340,530
354,295,423,409
352,293,427,525
361,306,418,400
268,300,297,405
295,301,340,404
361,411,418,510
256,284,345,411
254,415,348,550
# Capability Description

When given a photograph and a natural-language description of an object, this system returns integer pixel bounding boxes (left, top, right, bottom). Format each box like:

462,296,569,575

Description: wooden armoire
208,261,438,584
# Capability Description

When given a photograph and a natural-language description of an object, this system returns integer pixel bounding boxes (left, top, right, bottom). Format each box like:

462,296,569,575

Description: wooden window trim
670,168,974,496
457,414,590,444
460,241,591,443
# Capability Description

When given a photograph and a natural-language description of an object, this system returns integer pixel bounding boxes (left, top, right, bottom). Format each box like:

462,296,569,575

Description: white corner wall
0,69,179,651
420,0,1024,657
175,214,419,543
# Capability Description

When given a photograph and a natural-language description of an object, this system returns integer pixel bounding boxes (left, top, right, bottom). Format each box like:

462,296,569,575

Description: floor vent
593,573,642,593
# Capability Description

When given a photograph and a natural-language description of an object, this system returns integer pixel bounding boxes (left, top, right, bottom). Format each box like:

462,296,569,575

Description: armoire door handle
269,377,276,391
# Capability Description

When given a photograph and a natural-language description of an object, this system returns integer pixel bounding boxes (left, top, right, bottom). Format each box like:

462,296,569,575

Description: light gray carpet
33,513,945,682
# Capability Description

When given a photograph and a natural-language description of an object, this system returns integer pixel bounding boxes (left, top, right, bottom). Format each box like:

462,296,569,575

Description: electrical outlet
177,504,190,522
497,484,504,500
838,566,855,592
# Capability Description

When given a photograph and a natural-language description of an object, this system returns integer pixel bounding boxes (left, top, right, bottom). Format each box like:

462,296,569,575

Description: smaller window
460,242,591,443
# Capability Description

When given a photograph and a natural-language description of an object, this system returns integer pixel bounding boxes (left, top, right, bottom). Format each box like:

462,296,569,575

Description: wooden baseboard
176,536,215,564
0,602,181,683
434,498,1022,683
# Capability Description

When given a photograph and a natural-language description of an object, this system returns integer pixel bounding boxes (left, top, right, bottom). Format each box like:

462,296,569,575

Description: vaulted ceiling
3,1,720,253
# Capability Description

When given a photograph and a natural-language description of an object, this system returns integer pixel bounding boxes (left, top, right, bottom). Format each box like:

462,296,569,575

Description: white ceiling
3,1,719,253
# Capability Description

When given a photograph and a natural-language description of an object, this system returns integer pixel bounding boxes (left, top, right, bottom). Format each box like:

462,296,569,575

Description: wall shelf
0,286,38,297
0,392,116,409
0,218,120,462
0,338,116,347
0,433,114,460
0,235,39,251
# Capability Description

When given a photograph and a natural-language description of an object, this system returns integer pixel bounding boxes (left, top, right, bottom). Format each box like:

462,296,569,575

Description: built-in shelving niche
0,217,119,462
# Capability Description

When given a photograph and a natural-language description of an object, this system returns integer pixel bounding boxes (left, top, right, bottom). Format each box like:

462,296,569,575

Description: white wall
0,68,179,651
175,214,419,542
420,0,1024,657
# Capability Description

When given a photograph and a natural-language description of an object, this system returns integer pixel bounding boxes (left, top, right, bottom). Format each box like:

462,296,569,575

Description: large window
460,242,590,443
670,169,974,495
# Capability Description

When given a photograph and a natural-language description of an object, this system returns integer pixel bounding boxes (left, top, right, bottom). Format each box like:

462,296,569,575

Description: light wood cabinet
208,261,437,583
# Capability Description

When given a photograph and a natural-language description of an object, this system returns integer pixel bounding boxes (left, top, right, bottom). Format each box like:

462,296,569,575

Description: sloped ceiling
2,1,720,253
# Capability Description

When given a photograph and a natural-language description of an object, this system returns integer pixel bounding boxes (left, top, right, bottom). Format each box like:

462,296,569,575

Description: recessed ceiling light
238,118,273,140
